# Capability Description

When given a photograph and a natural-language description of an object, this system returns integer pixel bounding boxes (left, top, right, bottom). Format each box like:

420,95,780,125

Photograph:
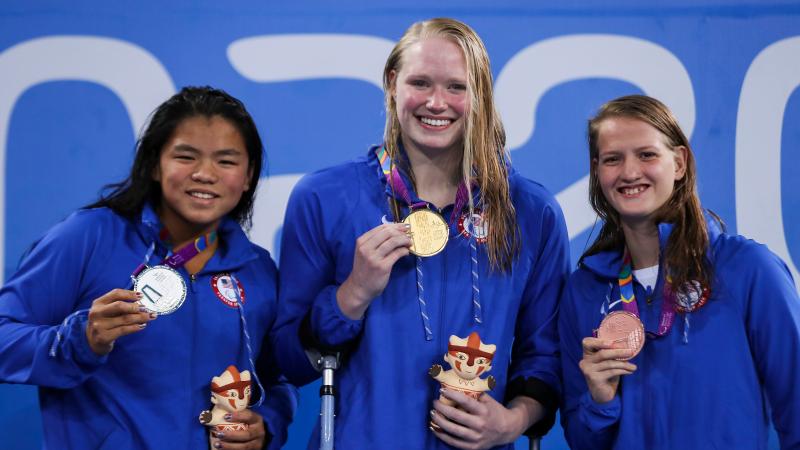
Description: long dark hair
582,95,712,296
87,86,264,229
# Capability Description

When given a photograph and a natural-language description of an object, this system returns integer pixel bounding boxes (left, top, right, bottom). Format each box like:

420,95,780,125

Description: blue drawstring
229,274,266,407
469,236,482,324
414,257,433,341
683,313,691,344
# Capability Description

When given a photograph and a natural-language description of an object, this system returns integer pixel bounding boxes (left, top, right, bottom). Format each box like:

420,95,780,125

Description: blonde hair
382,18,518,270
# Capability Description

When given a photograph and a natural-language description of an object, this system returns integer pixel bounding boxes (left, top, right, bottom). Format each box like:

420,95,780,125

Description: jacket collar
136,203,258,273
579,211,723,279
368,143,484,214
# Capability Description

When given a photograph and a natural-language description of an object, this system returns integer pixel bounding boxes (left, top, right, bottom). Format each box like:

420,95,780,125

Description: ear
388,69,398,100
244,165,254,192
590,157,599,176
673,145,688,180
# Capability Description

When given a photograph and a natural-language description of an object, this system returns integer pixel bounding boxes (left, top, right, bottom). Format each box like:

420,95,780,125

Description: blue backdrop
1,1,798,448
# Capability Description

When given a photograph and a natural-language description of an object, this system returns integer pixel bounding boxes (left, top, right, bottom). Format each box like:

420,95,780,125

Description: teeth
622,186,645,195
420,117,451,127
190,192,215,199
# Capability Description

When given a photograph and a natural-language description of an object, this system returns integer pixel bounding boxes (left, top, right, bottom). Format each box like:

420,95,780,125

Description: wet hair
87,86,264,229
382,17,518,271
583,94,712,296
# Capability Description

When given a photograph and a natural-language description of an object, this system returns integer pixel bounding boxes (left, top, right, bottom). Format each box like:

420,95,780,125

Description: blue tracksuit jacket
273,146,570,449
0,205,299,449
559,216,800,449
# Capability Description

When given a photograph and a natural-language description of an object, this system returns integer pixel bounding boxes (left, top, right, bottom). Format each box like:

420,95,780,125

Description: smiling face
594,116,687,229
154,115,252,240
389,36,468,158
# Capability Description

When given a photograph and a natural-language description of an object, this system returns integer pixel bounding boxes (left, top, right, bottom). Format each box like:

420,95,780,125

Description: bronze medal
597,311,645,360
403,209,449,257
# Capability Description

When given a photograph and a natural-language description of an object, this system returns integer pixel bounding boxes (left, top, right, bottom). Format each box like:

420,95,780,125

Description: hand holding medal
579,336,638,404
336,223,413,320
85,289,157,356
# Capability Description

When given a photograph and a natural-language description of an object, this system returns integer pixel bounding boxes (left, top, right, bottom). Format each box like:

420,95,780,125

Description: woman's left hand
430,389,534,450
210,409,269,449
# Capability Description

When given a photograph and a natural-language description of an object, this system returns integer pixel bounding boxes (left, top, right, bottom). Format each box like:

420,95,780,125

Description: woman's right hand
337,223,412,319
579,337,637,404
85,289,156,355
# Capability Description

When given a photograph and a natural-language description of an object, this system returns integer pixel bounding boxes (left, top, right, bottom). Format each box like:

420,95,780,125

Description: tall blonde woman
273,18,569,450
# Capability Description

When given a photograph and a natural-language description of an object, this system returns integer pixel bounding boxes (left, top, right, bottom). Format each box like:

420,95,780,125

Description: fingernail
403,223,411,229
224,413,232,421
215,432,225,439
149,313,158,319
429,410,436,417
213,442,222,449
138,323,147,329
135,292,143,298
138,306,148,312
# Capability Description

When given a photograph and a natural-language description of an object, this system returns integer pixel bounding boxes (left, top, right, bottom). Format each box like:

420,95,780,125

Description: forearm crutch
319,354,339,450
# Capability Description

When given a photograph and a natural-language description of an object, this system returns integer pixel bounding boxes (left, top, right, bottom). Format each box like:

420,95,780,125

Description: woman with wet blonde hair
274,17,569,449
559,95,800,449
381,18,518,271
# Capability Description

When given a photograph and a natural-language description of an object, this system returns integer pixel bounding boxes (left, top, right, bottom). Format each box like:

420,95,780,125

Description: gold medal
403,209,449,257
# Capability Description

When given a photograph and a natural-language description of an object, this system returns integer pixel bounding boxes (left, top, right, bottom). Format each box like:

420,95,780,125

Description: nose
191,159,217,184
426,87,447,113
621,157,642,181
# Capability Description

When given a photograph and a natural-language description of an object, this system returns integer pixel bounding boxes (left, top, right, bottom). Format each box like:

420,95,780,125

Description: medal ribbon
131,229,218,279
376,146,483,340
618,250,675,338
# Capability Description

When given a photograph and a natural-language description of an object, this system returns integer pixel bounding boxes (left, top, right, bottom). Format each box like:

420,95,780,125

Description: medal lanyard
618,249,675,338
376,146,482,341
130,229,218,281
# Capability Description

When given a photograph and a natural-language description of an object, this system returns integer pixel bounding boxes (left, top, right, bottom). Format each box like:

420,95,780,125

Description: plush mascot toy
429,331,496,406
199,365,252,445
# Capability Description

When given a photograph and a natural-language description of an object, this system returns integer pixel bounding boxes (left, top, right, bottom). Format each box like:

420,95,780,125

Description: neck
402,138,462,209
621,220,660,269
156,206,218,250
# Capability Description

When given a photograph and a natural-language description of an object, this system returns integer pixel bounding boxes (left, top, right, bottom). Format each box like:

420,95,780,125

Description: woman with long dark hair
0,86,299,449
274,18,569,449
559,95,800,449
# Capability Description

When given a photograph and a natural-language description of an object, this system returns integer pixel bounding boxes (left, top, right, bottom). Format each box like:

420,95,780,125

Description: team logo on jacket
458,210,488,244
211,273,246,308
670,279,709,313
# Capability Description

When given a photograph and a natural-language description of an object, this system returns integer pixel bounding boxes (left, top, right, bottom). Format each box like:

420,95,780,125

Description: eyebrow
172,144,245,156
600,145,660,155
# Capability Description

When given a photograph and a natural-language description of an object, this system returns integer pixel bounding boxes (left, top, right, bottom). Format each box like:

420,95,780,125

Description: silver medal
133,265,187,315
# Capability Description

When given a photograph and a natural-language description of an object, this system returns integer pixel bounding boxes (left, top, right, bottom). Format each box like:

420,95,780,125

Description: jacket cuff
306,285,364,351
578,391,621,433
71,313,109,368
505,376,559,437
259,414,278,450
